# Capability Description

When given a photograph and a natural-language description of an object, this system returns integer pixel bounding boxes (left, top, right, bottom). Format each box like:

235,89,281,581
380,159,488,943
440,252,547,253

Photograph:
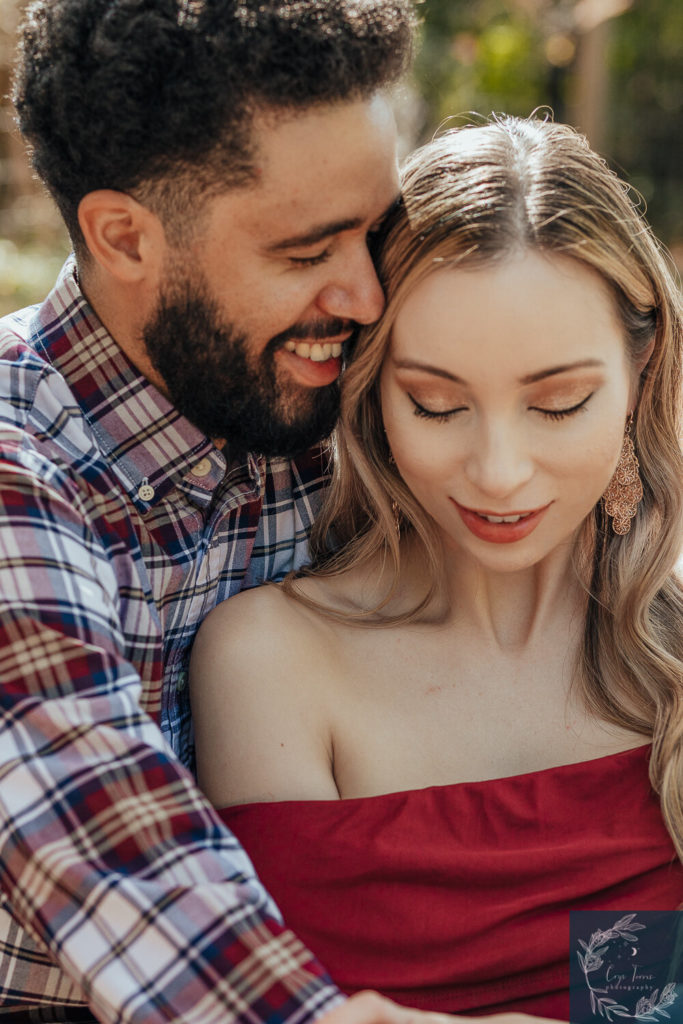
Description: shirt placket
161,452,263,761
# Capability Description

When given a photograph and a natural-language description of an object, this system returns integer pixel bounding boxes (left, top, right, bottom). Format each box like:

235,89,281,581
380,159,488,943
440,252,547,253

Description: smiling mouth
452,501,552,542
475,510,538,524
283,339,344,362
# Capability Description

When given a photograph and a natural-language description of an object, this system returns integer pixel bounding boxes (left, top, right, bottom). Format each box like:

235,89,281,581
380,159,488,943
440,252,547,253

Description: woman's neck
438,537,587,652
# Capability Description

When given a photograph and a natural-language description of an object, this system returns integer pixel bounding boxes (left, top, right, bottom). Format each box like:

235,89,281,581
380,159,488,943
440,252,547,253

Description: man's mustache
270,318,357,349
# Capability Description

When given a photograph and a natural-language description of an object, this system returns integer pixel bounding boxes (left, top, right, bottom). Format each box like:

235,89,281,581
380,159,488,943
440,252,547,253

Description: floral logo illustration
577,914,679,1022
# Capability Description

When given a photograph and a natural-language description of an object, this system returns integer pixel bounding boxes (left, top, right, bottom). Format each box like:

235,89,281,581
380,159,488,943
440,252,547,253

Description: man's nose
316,246,385,326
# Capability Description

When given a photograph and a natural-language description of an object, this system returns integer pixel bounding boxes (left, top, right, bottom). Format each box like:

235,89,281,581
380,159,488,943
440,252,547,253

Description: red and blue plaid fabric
0,260,341,1023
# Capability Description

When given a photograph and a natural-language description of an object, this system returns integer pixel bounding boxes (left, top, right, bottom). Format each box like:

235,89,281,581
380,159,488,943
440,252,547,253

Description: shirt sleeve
0,433,344,1023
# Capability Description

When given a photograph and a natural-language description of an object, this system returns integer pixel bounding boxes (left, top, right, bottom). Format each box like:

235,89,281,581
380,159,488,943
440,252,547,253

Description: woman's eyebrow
519,359,605,384
391,359,465,383
391,357,605,385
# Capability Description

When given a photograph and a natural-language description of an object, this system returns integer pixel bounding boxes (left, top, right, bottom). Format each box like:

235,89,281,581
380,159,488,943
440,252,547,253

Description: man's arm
0,439,342,1023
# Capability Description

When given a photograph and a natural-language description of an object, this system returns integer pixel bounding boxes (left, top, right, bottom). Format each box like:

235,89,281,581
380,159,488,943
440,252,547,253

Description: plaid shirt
0,260,342,1023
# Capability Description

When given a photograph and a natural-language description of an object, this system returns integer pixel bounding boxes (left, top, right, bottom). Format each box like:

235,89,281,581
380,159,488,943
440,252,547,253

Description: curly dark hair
13,0,417,248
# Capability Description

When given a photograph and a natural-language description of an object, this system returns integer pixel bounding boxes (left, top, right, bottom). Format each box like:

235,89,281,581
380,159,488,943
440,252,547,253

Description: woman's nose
464,419,534,500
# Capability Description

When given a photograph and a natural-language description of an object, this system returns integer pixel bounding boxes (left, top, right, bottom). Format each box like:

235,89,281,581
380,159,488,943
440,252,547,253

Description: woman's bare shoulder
192,577,353,676
189,582,344,806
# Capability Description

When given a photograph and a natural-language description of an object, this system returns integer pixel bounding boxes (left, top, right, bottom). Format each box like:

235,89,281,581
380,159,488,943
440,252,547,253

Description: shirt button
176,669,187,692
191,457,212,478
137,482,155,501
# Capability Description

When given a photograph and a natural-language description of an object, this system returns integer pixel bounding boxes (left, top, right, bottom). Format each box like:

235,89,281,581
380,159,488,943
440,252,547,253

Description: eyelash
410,396,465,423
533,393,594,420
288,227,384,269
289,249,331,268
409,393,594,423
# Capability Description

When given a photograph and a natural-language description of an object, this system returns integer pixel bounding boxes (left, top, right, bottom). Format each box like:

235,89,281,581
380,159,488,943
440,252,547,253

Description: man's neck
78,262,168,397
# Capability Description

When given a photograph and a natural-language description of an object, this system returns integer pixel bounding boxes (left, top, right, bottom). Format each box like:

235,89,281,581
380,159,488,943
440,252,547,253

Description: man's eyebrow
391,358,605,385
265,198,400,253
265,218,363,253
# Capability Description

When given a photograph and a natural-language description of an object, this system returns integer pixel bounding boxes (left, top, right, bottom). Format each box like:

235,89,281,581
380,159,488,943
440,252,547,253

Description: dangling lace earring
602,412,643,535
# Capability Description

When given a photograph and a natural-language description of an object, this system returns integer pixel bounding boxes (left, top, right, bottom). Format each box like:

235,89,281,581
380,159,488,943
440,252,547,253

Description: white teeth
284,340,341,361
310,343,332,362
483,514,525,523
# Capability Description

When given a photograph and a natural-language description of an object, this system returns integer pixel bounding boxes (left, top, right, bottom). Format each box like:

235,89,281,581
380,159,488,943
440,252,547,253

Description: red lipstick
452,501,550,544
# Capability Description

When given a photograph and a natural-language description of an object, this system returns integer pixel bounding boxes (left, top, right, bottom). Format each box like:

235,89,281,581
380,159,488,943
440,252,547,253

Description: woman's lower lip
452,501,550,544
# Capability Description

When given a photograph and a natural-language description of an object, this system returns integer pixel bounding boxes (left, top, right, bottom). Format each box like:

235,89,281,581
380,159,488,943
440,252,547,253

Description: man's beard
143,279,350,459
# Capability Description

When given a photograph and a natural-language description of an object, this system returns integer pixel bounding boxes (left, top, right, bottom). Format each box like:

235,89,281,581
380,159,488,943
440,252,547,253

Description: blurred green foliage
0,0,681,316
413,0,683,264
608,0,683,244
0,238,67,314
416,2,550,125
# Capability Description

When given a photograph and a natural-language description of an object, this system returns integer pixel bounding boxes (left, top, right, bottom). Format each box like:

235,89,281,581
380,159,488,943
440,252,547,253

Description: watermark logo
570,913,683,1024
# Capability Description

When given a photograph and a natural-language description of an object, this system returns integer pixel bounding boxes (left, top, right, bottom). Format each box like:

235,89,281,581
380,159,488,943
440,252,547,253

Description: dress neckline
221,742,652,813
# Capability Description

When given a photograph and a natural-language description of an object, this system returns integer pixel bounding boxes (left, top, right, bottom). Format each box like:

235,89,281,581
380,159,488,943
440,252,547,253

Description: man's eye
289,250,331,268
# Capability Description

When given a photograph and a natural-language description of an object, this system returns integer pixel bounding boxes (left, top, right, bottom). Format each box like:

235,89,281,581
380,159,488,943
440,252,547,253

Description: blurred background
0,0,681,316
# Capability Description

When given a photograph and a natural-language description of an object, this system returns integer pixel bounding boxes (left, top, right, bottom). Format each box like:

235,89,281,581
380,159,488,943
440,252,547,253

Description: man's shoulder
0,301,42,340
0,302,46,383
0,296,98,455
0,324,116,545
0,305,59,444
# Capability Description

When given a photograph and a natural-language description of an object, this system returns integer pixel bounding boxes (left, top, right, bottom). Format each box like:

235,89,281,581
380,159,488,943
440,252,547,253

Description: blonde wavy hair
291,115,683,861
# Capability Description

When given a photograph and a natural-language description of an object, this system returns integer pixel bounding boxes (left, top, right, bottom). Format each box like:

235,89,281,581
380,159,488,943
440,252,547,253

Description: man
0,2,455,1023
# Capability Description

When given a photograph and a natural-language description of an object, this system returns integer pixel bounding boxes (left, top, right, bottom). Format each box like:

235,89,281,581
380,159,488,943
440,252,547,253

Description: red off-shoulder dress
219,745,683,1018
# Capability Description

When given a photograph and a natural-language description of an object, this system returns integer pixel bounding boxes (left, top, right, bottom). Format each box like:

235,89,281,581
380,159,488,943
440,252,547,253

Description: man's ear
78,190,165,283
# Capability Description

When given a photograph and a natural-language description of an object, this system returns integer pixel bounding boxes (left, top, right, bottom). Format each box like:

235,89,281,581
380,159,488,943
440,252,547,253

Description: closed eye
288,249,332,268
531,393,594,420
409,394,467,422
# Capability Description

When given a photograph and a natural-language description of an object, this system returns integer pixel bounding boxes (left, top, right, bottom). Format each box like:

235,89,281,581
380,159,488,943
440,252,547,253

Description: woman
190,116,683,1020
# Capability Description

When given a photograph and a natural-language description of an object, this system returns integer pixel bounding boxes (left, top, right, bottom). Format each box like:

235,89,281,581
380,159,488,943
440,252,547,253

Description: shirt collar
32,257,262,509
